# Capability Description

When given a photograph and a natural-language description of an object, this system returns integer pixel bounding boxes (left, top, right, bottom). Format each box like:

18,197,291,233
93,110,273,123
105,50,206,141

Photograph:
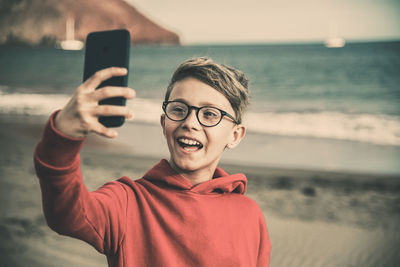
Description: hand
55,67,136,139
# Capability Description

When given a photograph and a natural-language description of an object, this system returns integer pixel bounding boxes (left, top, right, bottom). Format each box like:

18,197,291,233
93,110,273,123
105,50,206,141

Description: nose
181,109,201,130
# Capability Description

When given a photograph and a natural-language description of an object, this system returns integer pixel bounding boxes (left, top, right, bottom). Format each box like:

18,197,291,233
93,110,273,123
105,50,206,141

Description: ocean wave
0,91,70,116
244,112,400,146
1,92,399,146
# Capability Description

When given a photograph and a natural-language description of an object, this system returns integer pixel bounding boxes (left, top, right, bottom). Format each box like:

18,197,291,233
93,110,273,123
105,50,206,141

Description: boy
34,57,271,266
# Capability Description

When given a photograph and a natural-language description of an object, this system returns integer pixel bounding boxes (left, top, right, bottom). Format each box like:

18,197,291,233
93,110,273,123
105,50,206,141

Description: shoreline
1,109,400,176
2,113,399,177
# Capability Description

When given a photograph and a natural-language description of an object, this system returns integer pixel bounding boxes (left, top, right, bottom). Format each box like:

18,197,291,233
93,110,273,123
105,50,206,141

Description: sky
127,0,400,44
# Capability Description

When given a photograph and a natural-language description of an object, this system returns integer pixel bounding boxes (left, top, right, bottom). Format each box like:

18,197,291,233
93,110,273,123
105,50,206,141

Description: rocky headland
0,0,180,46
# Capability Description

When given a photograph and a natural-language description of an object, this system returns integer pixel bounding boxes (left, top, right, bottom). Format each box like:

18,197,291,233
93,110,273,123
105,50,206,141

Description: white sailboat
324,21,345,48
60,17,84,50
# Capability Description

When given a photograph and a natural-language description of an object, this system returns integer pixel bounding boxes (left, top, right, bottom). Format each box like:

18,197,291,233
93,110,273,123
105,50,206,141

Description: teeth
178,138,201,146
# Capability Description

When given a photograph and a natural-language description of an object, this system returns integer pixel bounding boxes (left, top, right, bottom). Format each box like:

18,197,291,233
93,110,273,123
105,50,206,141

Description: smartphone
83,29,131,127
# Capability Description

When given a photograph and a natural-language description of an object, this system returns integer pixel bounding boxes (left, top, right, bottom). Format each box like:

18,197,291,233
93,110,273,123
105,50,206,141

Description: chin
171,157,201,173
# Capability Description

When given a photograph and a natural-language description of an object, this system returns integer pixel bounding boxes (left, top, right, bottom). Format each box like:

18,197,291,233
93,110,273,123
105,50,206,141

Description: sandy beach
1,114,399,267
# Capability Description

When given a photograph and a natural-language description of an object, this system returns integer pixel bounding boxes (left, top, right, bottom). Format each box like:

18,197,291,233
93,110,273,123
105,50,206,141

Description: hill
0,0,180,46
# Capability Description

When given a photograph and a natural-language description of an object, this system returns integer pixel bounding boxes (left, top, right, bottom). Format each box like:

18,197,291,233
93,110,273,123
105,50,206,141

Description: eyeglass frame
162,100,239,127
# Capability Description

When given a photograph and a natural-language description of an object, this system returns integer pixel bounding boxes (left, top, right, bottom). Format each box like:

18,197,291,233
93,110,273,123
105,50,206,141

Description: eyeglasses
162,101,239,127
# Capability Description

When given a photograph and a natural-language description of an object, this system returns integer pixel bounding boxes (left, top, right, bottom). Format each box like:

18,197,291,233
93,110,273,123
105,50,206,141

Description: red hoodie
34,112,271,267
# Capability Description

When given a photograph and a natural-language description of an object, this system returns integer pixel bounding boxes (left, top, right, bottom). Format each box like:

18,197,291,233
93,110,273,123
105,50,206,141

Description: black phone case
83,29,131,128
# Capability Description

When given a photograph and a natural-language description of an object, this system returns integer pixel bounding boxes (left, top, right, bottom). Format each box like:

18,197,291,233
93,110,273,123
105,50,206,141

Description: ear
160,114,166,137
226,124,246,149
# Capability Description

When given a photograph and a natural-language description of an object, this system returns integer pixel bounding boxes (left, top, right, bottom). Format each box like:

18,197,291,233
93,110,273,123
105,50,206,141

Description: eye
201,107,220,119
168,103,187,115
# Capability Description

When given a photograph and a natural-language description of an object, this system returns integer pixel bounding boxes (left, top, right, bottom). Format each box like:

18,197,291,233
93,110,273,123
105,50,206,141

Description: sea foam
1,92,399,146
244,112,400,146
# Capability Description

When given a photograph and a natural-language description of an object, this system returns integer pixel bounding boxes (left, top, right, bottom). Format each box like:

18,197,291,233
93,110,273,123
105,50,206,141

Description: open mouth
176,137,203,152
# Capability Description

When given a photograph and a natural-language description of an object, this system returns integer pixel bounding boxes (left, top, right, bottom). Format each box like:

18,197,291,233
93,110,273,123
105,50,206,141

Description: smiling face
160,77,246,184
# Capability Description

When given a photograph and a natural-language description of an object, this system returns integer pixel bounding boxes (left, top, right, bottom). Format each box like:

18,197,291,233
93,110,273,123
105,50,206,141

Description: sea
1,41,399,175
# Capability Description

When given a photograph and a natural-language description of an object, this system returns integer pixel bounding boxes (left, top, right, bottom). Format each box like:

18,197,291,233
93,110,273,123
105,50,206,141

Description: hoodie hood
142,159,247,194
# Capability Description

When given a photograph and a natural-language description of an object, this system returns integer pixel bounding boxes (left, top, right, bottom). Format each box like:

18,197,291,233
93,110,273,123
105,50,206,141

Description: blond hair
165,57,250,124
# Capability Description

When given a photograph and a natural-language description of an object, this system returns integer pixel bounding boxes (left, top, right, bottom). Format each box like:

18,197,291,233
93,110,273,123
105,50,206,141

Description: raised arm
34,67,135,255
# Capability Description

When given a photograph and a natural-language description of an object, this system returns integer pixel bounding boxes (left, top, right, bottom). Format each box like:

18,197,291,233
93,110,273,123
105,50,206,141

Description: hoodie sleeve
33,111,127,255
257,212,271,267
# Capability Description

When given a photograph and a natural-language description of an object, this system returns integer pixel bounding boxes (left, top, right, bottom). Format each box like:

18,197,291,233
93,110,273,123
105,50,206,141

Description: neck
168,159,217,185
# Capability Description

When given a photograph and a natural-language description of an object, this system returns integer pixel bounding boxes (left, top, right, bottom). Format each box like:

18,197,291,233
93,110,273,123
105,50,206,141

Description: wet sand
1,114,399,267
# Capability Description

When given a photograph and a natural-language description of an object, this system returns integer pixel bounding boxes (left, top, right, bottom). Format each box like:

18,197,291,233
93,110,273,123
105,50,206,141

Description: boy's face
160,77,246,177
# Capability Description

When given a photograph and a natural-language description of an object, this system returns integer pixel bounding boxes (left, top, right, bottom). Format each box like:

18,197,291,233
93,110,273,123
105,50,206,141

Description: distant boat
59,17,84,50
324,21,345,48
324,37,345,48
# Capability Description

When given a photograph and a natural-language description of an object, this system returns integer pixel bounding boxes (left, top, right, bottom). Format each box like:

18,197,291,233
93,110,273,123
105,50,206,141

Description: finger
83,67,128,91
92,86,136,101
91,123,119,139
94,105,134,119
